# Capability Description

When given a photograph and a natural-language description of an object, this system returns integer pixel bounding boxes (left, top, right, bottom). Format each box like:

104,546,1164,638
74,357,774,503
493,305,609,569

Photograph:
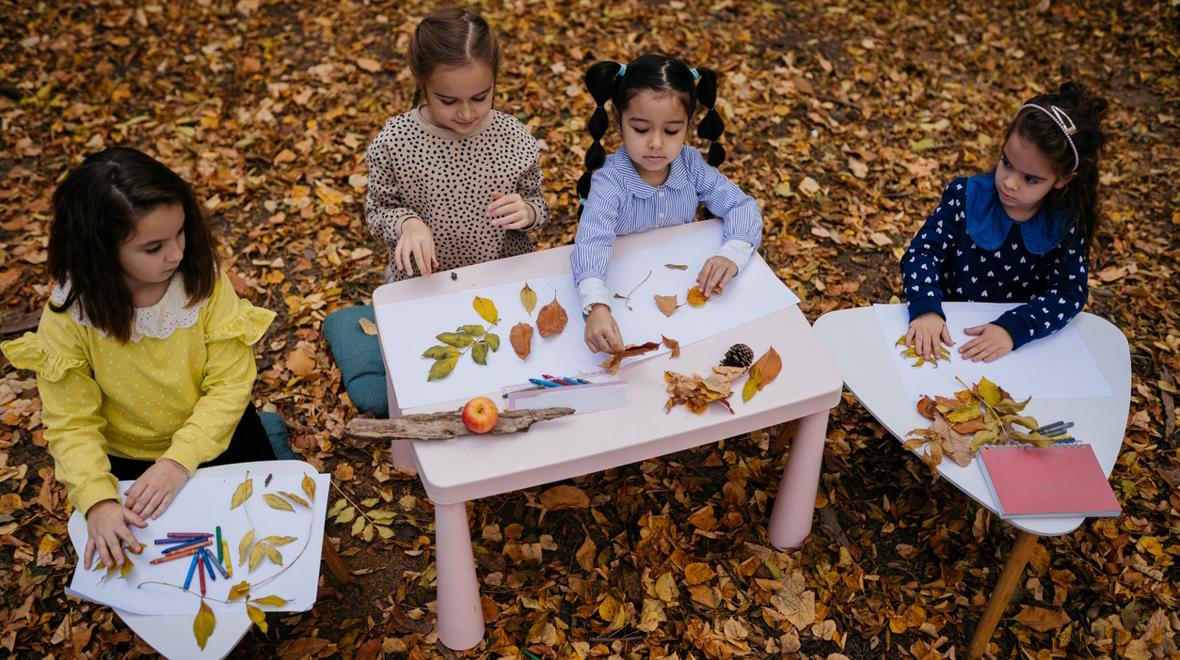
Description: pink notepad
977,443,1121,519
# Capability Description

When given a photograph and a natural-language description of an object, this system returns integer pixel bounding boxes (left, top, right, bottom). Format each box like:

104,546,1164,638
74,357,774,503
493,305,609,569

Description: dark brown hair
578,54,725,217
48,146,218,342
408,7,501,106
1004,82,1109,253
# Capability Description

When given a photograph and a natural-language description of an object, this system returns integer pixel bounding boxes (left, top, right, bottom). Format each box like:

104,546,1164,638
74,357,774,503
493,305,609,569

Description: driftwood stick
345,407,575,442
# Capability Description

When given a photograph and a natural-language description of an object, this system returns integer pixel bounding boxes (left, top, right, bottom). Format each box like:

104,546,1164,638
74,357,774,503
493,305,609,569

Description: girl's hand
959,324,1014,363
84,499,146,570
486,192,536,230
906,312,954,360
395,217,438,277
584,304,624,354
696,256,737,298
123,458,189,520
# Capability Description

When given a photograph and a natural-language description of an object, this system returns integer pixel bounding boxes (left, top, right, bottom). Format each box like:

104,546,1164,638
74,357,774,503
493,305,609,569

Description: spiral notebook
977,443,1121,519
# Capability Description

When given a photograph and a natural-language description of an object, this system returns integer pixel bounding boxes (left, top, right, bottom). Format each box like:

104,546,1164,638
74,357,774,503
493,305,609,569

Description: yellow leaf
228,580,251,601
279,491,309,508
977,377,1002,406
263,493,295,512
742,372,761,402
654,572,679,603
250,595,289,607
249,543,266,572
362,522,375,542
945,404,982,423
357,317,378,336
246,603,267,634
472,296,499,324
351,516,366,537
334,507,356,524
231,474,253,509
376,525,394,539
193,600,216,650
687,287,708,307
264,544,283,565
520,282,537,315
427,355,458,381
238,530,255,566
262,535,297,546
301,474,316,502
598,594,622,623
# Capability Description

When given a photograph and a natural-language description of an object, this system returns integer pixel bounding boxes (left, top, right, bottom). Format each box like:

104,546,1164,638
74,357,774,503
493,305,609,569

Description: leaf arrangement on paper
895,333,951,367
904,377,1070,468
536,295,568,337
422,297,502,380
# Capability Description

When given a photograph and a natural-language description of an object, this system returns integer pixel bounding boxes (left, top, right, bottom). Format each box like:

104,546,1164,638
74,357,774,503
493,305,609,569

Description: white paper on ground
66,471,329,616
379,223,799,410
873,302,1113,400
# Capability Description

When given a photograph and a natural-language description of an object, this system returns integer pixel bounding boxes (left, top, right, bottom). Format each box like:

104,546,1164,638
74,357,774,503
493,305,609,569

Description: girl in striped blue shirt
571,54,763,354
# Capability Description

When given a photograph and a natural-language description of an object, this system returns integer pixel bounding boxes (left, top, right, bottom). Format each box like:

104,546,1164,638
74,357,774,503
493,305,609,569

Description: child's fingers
151,492,175,520
905,326,916,348
485,193,516,215
142,489,167,519
115,523,141,553
963,324,985,336
412,243,431,276
123,507,148,529
717,266,736,290
84,538,96,570
940,325,954,346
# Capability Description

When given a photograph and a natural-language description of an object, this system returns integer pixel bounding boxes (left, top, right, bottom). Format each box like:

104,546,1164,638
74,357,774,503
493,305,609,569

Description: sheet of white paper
873,302,1113,400
66,471,329,616
379,223,799,410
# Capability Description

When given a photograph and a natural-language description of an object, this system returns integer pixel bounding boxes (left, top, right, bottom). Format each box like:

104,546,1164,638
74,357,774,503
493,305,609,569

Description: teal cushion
323,305,389,417
258,411,297,460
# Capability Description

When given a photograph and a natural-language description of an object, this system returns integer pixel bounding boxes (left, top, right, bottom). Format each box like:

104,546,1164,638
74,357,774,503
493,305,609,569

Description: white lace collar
51,276,206,342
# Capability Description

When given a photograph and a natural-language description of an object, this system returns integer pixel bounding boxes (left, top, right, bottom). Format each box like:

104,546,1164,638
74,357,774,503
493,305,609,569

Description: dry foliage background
1,0,1178,658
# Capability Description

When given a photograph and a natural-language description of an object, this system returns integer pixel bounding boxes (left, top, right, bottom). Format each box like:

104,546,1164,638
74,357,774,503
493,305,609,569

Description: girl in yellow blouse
1,147,276,571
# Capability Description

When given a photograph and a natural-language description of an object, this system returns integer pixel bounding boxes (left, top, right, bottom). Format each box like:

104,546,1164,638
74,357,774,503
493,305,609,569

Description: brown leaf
661,335,680,358
654,294,680,317
539,485,589,510
536,296,568,337
1013,605,1071,632
575,535,596,572
357,317,378,336
600,341,661,375
684,562,716,585
510,322,533,359
356,57,382,73
285,343,317,378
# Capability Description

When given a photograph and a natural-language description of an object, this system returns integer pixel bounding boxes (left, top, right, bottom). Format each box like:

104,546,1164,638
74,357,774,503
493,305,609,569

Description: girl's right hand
395,217,438,277
905,312,954,360
584,304,624,354
84,499,146,570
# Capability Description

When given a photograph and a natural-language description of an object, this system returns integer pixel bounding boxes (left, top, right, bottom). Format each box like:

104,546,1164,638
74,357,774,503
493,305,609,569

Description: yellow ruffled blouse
0,272,275,515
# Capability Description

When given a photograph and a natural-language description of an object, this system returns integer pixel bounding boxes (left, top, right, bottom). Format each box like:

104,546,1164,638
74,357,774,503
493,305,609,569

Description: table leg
434,501,485,650
767,409,829,549
967,530,1039,659
390,440,418,475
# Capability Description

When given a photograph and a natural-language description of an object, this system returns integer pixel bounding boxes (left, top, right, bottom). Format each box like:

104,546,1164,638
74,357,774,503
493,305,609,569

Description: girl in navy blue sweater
902,82,1109,363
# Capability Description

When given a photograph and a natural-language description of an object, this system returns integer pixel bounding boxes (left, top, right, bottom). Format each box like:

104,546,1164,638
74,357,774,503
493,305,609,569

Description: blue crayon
204,547,230,579
154,537,199,546
182,553,199,591
162,537,209,554
200,549,217,582
528,378,561,388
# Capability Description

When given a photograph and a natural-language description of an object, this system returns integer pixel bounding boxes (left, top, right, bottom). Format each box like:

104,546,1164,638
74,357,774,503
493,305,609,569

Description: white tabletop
374,222,844,504
812,305,1131,536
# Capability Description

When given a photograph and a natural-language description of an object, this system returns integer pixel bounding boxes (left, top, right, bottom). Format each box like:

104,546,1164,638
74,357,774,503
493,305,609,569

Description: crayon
166,532,213,539
198,554,206,596
162,537,211,554
204,548,229,580
200,548,217,582
221,539,233,578
182,553,199,591
528,378,561,388
149,543,212,565
154,537,201,545
215,527,223,564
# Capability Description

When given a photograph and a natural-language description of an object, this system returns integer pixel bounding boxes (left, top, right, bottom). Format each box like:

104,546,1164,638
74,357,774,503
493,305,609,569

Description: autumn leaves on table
423,282,567,381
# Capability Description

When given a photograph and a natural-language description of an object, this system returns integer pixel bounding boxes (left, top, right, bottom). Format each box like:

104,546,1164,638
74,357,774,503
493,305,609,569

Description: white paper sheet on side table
378,223,799,410
65,471,329,617
874,302,1112,400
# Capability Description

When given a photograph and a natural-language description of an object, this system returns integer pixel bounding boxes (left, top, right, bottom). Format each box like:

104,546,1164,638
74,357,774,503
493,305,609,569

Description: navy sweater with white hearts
900,176,1089,350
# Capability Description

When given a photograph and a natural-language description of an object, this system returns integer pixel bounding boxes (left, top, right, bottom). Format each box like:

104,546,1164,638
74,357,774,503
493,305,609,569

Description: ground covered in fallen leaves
2,1,1178,658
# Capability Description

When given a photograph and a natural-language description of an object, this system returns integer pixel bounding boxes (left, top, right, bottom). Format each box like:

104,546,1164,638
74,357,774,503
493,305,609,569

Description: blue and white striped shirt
570,145,762,289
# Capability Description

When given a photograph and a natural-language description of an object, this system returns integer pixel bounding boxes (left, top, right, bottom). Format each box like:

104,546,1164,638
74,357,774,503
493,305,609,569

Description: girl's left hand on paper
84,499,146,570
123,458,190,520
696,256,737,298
486,192,536,229
959,323,1014,363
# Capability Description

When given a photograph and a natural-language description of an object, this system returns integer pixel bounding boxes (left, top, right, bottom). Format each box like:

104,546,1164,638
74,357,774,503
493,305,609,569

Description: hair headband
1019,103,1079,173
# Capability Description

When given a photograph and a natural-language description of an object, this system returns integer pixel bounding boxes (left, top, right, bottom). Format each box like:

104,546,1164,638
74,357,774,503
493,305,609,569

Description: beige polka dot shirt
364,108,549,282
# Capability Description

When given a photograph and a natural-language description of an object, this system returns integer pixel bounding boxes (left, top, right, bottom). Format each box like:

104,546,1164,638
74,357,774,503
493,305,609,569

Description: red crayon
198,554,206,596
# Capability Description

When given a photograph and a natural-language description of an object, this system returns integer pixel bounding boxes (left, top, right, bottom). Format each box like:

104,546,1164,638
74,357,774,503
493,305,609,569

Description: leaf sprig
423,296,501,381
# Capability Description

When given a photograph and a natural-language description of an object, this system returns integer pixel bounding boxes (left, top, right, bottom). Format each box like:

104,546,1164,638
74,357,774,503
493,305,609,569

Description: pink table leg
384,370,418,475
768,409,830,549
434,500,485,650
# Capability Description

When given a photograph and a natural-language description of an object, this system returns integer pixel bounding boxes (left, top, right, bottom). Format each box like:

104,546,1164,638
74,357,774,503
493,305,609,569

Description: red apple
461,396,499,434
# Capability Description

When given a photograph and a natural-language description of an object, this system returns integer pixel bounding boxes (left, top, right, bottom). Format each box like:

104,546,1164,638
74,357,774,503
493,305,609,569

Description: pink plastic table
372,221,842,650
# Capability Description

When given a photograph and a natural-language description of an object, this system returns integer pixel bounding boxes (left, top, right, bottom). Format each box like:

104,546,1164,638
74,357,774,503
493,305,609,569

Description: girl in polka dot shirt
902,82,1109,363
364,8,549,282
1,147,276,571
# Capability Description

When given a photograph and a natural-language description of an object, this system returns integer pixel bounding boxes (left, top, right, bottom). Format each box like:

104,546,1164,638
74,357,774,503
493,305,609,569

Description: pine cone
720,343,754,368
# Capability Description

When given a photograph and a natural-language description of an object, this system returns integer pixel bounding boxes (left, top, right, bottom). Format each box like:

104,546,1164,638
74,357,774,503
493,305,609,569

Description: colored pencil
162,537,211,554
198,554,206,596
200,548,217,582
215,526,223,564
149,544,211,565
182,553,199,591
166,532,213,539
221,539,233,578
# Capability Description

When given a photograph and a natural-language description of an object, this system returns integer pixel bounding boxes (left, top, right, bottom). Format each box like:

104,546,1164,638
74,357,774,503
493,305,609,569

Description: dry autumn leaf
536,295,568,337
285,343,317,377
600,341,661,375
238,530,255,566
355,57,382,73
251,594,289,607
538,484,589,510
510,322,533,359
193,600,216,650
473,296,499,324
246,603,267,634
357,317,378,336
279,491,309,508
263,493,295,512
654,294,680,317
661,335,681,358
520,282,537,315
301,474,315,502
230,473,252,509
742,347,782,402
664,263,688,270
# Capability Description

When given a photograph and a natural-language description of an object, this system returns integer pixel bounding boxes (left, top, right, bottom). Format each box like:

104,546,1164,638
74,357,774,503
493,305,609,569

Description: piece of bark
345,407,574,442
0,309,40,337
